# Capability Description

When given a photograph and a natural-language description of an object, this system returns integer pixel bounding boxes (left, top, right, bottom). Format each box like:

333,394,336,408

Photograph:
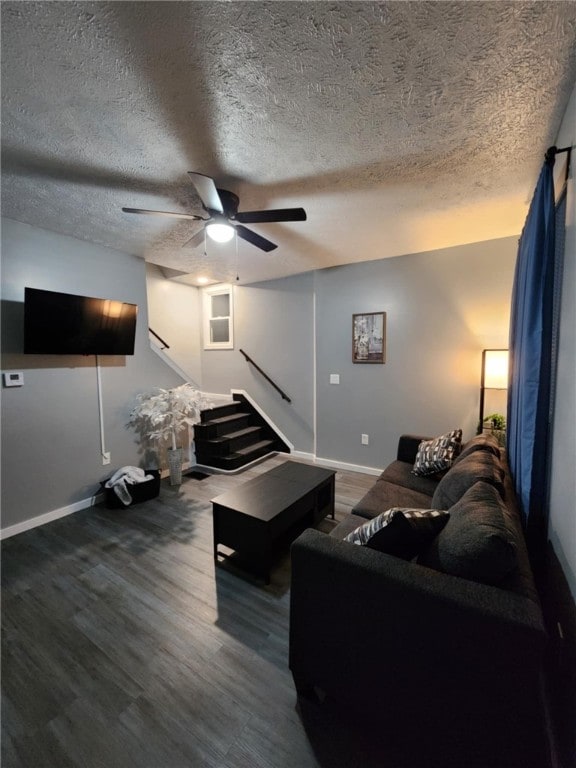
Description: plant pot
167,447,183,486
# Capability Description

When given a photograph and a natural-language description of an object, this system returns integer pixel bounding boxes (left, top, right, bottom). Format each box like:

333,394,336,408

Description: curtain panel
507,155,557,568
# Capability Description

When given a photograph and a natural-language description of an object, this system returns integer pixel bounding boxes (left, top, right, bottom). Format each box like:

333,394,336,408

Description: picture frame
352,312,386,364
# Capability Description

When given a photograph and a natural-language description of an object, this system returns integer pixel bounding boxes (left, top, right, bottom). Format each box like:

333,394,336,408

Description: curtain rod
545,145,572,185
545,145,571,161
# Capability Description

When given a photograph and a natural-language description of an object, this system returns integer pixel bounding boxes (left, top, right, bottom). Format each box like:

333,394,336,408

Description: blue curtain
507,154,557,567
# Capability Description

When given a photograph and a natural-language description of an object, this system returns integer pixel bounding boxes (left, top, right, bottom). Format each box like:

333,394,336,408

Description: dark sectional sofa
289,433,549,767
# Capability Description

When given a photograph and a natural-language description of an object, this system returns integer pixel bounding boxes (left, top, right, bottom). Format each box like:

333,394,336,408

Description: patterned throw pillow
344,507,450,560
412,429,463,477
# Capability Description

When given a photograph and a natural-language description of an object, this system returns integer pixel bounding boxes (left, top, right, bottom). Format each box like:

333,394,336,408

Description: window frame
202,284,234,350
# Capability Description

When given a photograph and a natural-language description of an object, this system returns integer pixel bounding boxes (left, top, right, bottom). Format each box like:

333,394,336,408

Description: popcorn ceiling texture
2,1,576,284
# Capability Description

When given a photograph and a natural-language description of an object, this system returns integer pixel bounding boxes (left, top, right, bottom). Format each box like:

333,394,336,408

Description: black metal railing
149,328,170,350
239,349,291,403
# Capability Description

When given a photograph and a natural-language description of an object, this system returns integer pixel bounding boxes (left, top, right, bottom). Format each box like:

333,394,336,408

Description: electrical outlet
102,452,111,466
361,434,369,445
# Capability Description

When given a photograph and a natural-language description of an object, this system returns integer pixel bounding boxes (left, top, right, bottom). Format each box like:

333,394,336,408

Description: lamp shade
483,349,509,389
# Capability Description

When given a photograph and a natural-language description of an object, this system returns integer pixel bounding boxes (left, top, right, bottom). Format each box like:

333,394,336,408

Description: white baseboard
313,456,383,476
193,451,280,476
286,450,383,476
291,450,316,462
1,493,105,541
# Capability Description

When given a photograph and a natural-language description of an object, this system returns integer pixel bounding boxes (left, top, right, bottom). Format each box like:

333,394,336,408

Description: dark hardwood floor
2,456,376,768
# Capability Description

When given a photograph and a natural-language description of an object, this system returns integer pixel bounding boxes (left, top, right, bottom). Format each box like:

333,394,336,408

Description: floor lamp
479,349,509,433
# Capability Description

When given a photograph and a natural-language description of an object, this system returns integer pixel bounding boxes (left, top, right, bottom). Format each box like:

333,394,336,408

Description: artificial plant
128,383,208,452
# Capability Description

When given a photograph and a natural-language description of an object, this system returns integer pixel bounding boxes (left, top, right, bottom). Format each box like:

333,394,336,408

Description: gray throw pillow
431,450,505,510
344,507,450,560
419,481,517,585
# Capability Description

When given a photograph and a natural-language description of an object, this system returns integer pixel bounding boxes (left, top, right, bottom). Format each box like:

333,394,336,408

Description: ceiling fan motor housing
122,172,304,253
214,189,239,218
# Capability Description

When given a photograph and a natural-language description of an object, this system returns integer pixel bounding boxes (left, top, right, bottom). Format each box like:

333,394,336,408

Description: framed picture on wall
352,312,386,364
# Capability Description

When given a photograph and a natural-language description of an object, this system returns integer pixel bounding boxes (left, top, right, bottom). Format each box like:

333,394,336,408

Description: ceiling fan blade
122,207,204,221
182,228,206,249
188,172,224,213
234,207,307,224
235,224,277,252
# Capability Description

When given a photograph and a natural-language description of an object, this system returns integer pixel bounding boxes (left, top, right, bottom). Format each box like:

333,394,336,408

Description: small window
203,284,234,349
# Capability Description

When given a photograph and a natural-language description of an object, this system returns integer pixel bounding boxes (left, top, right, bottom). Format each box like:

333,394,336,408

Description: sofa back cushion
452,433,501,466
431,450,504,510
419,481,517,586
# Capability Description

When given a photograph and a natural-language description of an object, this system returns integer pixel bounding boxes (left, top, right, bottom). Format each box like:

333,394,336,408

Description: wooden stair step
236,439,275,456
202,426,260,445
200,402,239,422
203,412,250,427
198,440,278,471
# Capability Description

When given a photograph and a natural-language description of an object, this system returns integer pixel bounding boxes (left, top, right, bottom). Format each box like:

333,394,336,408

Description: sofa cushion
452,433,501,466
329,513,372,540
381,460,441,497
344,507,450,560
419,482,517,585
352,479,433,520
412,429,463,476
431,451,505,510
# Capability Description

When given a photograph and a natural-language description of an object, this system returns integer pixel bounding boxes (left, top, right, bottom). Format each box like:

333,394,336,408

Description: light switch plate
329,374,340,384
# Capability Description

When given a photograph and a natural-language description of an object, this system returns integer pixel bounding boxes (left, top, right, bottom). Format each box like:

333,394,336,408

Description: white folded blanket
105,466,154,506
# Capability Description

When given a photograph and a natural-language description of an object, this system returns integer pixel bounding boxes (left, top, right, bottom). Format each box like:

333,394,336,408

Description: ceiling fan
122,172,306,252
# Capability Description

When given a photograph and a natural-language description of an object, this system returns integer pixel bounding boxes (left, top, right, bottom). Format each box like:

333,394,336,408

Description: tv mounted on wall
24,287,138,355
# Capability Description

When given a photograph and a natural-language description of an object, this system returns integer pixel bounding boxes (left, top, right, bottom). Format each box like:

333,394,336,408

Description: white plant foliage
128,383,210,451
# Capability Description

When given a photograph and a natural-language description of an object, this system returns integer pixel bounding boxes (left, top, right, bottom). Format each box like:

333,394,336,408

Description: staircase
194,393,290,471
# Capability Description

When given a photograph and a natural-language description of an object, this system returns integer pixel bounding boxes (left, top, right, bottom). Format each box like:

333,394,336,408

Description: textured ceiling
2,1,576,285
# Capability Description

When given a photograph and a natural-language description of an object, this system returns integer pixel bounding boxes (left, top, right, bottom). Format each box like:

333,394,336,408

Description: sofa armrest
289,529,546,710
396,433,430,463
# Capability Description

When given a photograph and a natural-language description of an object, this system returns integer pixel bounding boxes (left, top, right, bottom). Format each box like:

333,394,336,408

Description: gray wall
201,274,315,454
1,219,184,530
197,237,516,468
146,264,203,388
314,238,516,468
549,83,576,600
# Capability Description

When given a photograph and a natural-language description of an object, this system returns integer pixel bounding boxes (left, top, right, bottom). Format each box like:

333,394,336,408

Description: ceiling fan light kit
122,171,306,253
206,222,235,243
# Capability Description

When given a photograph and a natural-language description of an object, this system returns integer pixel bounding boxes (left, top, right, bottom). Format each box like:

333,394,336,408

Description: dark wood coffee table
211,461,335,583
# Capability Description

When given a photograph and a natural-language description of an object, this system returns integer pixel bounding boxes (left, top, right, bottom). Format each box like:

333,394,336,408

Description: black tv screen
24,287,138,355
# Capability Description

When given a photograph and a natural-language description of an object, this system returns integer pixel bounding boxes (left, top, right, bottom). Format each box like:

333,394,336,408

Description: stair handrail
149,328,170,350
239,349,292,403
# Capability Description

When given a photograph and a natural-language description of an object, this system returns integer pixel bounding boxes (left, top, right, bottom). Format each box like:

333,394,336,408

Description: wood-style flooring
1,456,377,768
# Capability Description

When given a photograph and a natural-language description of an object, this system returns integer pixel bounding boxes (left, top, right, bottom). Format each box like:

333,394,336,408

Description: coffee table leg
257,552,272,585
330,476,336,519
212,506,219,563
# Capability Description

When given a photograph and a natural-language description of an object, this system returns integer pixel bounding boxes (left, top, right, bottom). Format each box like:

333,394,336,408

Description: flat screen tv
24,287,138,355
